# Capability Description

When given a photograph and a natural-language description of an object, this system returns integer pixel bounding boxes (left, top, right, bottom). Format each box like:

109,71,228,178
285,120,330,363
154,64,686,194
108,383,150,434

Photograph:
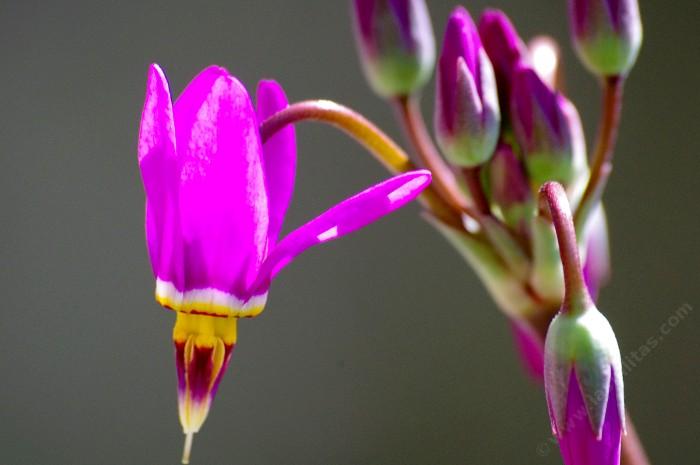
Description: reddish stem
538,182,591,313
461,166,492,215
259,99,463,228
574,76,624,234
393,95,475,217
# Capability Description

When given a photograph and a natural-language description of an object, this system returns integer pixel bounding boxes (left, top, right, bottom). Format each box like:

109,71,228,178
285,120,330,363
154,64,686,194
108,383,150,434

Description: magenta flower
351,0,435,97
434,6,500,167
569,0,642,76
138,63,431,460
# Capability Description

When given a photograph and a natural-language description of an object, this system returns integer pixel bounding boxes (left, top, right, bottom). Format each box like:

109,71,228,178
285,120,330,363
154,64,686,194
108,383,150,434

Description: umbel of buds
540,182,624,465
568,0,643,76
434,6,500,167
351,0,435,97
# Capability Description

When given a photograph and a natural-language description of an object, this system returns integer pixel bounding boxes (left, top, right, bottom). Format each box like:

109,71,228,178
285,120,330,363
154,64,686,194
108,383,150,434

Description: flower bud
351,0,435,97
568,0,642,76
478,9,527,107
487,141,533,232
435,7,500,167
545,305,625,465
510,66,584,188
539,181,624,465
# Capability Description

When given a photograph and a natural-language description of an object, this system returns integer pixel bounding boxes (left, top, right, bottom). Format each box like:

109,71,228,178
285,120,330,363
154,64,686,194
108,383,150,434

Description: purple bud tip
478,9,527,91
441,7,482,84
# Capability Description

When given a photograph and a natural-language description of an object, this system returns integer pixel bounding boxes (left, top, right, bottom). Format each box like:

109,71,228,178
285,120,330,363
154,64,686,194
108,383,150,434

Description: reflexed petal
256,170,431,286
137,64,183,287
256,80,296,245
174,66,269,299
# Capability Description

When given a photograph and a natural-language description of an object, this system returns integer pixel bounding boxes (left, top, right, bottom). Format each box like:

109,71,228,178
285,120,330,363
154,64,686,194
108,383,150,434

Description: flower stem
461,166,492,215
182,432,194,464
260,99,463,228
621,412,652,465
392,95,473,215
574,76,624,235
538,182,591,313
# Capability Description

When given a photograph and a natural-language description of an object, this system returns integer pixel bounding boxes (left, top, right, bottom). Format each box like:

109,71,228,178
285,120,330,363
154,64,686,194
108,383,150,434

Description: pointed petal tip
387,170,432,203
147,62,165,78
256,79,289,118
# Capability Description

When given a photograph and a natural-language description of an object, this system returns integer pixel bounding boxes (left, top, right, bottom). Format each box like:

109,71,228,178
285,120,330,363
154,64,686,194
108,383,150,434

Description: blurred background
1,1,698,464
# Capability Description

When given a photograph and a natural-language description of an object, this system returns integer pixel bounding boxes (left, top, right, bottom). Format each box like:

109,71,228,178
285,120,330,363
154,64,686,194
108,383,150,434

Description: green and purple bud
435,7,500,167
477,9,527,109
545,307,625,465
539,182,624,465
568,0,642,76
351,0,435,97
487,141,533,232
510,66,585,188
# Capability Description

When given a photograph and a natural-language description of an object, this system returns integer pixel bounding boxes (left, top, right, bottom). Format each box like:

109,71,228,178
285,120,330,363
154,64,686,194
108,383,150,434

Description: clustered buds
349,1,627,320
351,0,435,97
350,3,639,464
569,0,643,77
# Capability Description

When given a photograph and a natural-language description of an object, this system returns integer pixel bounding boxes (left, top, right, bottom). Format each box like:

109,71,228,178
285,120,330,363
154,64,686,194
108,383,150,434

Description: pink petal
583,206,611,301
509,320,544,381
559,370,622,465
254,170,431,288
174,66,269,299
256,80,296,246
137,64,183,287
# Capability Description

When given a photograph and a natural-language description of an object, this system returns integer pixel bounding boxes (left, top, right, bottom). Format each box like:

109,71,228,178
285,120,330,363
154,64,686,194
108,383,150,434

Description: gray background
1,1,698,464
